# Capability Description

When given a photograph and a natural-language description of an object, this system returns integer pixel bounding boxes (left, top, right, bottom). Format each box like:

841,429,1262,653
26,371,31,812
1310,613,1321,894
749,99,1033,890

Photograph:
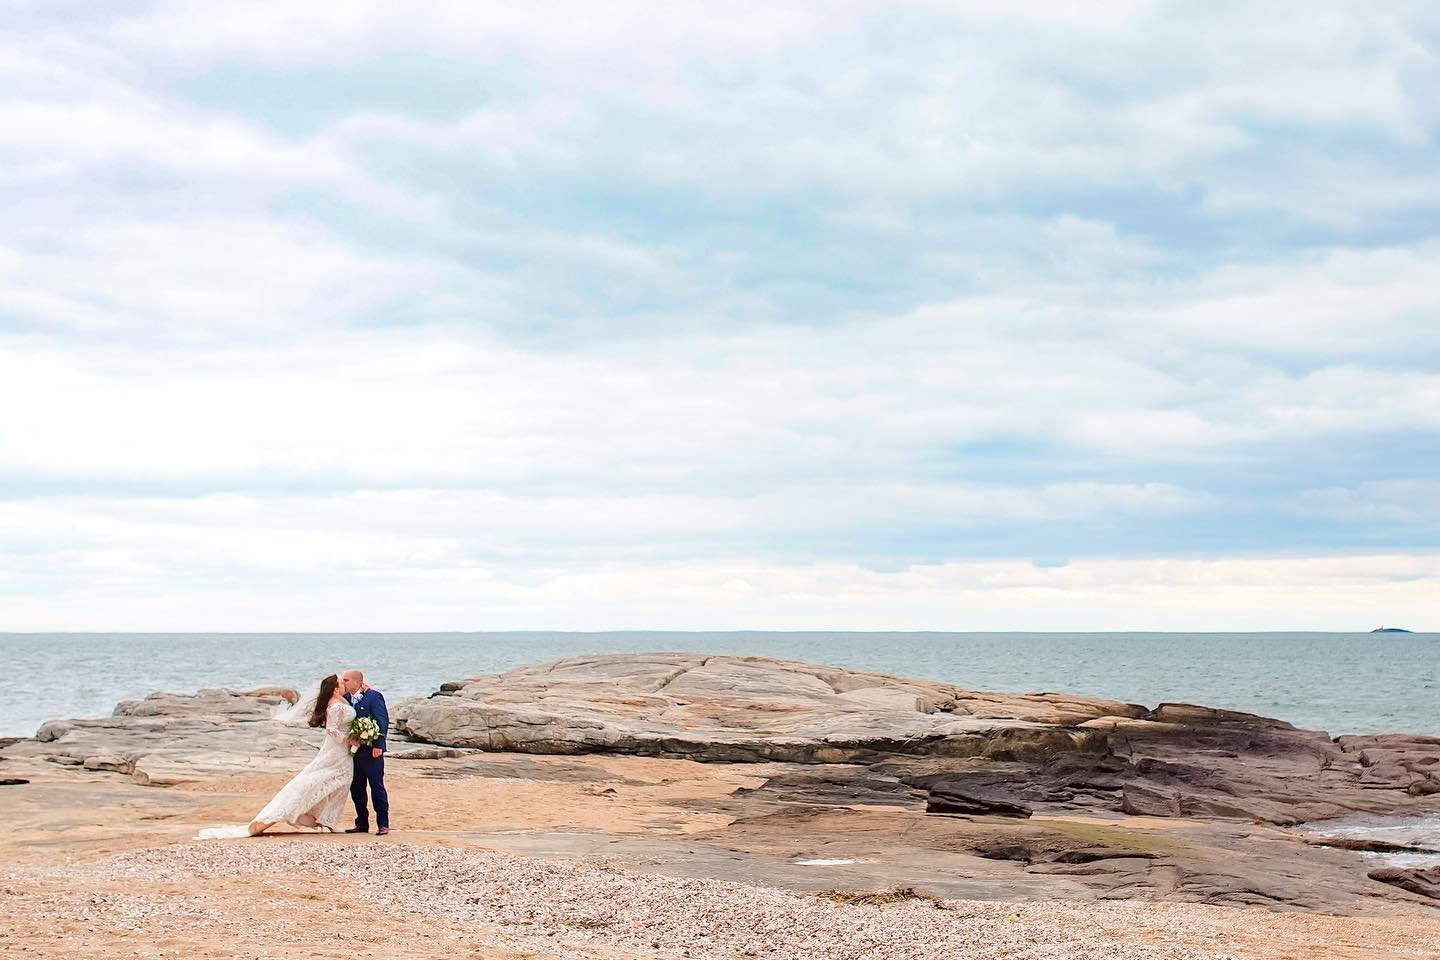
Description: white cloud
14,0,1429,220
0,218,458,339
1297,480,1440,523
1,528,1433,632
3,308,1430,494
1158,243,1440,358
0,2,1436,629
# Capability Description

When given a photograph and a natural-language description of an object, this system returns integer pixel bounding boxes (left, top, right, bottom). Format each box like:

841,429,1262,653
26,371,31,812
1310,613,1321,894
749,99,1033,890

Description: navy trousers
350,751,389,830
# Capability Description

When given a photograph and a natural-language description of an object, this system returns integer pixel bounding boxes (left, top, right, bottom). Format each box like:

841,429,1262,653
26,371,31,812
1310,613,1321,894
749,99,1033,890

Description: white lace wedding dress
250,698,356,832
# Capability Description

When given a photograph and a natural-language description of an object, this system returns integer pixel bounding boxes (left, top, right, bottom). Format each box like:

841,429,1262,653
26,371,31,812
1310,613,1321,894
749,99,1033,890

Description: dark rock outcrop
1369,866,1440,899
926,784,1032,818
1337,733,1440,795
925,703,1440,829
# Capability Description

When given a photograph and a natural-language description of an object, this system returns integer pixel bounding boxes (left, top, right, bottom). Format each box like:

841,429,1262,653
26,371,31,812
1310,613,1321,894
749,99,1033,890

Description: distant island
1371,626,1413,633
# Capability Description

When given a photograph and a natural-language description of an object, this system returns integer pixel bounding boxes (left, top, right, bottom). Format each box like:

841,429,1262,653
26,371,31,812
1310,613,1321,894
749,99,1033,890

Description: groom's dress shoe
345,827,368,834
376,827,390,835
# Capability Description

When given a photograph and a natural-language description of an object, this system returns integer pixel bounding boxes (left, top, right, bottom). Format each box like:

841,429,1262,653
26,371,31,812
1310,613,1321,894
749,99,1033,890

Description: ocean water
1,631,1436,739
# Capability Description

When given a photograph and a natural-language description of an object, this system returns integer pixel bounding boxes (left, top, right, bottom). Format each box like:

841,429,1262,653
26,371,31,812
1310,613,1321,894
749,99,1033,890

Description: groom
340,669,390,835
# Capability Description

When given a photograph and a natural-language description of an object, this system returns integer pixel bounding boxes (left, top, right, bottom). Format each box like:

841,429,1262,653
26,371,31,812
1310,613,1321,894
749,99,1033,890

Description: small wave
1308,814,1440,868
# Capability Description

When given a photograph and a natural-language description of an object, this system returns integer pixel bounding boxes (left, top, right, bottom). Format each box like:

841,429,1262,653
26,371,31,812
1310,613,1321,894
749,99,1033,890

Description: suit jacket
348,687,389,753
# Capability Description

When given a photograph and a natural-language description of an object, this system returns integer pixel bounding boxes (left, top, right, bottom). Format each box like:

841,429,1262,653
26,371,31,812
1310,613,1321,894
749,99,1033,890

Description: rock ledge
394,653,1144,764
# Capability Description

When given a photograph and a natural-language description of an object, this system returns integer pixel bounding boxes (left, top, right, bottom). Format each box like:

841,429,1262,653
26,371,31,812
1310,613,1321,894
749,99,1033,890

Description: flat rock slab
1,689,321,785
395,653,1144,763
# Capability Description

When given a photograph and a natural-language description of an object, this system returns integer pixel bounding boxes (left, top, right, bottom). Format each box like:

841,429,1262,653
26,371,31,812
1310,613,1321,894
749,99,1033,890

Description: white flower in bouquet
348,716,382,755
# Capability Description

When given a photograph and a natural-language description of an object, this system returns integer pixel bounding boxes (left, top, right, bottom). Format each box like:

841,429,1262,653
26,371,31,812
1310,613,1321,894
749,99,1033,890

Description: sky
0,1,1437,631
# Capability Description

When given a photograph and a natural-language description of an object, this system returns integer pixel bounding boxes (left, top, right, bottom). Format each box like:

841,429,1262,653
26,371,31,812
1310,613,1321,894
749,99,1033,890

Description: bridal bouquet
348,716,382,755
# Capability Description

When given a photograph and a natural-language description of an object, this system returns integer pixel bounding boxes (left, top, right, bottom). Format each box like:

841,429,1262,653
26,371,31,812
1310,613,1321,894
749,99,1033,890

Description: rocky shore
4,652,1440,958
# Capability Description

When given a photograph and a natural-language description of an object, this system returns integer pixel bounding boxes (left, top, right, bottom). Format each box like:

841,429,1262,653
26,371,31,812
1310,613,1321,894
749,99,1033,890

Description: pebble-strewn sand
5,840,1435,960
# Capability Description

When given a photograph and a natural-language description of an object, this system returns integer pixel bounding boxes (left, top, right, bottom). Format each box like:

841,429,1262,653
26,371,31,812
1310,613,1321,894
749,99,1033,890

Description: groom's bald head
341,669,364,694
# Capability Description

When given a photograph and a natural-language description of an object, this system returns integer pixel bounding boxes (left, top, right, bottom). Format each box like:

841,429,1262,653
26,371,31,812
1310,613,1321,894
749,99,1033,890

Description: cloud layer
1,1,1436,629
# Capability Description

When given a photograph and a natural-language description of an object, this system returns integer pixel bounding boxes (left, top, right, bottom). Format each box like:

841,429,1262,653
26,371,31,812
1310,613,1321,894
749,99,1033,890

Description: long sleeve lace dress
250,699,356,831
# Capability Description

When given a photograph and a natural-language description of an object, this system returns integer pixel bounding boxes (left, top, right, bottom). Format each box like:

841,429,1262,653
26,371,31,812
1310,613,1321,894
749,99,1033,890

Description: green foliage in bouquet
348,716,382,753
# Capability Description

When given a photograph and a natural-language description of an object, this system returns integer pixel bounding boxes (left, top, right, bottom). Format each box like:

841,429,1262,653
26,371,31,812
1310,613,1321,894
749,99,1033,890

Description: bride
249,673,355,836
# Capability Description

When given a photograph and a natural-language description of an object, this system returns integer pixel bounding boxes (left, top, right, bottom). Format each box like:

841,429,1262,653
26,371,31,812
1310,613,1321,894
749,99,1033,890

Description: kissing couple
248,669,391,836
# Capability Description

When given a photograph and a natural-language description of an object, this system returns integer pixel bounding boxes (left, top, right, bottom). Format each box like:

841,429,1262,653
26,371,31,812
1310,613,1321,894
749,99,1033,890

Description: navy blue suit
347,687,389,831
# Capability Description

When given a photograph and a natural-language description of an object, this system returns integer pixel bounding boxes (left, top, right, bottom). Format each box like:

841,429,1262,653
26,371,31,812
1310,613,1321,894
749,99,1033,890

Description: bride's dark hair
308,674,340,728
